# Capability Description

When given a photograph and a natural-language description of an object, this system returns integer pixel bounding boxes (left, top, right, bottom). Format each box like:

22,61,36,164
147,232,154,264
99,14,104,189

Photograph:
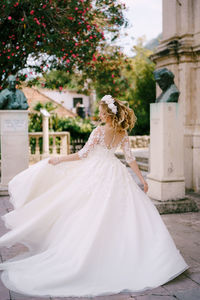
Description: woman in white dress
0,95,189,298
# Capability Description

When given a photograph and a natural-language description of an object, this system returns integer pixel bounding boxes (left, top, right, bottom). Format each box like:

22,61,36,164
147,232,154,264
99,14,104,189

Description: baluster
60,135,67,154
28,136,32,156
67,133,70,154
35,137,40,155
52,135,57,154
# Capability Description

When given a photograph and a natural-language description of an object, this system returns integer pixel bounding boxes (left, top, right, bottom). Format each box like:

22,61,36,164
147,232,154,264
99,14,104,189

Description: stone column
40,109,50,159
0,110,29,193
147,103,185,201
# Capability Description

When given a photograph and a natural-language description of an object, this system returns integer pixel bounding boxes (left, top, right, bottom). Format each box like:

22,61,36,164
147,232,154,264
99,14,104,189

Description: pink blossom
75,43,78,46
12,53,15,56
37,35,40,38
59,86,63,91
8,16,12,20
72,54,76,58
111,74,114,78
42,4,47,9
7,56,10,59
21,18,24,21
66,59,70,63
75,7,78,10
16,46,19,49
30,10,34,15
89,36,93,39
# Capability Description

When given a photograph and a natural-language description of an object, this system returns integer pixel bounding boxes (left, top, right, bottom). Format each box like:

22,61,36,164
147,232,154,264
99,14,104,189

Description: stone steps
115,148,149,172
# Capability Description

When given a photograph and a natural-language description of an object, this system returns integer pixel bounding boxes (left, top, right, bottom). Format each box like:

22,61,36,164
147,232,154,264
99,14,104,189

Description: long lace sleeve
77,126,101,159
121,132,136,164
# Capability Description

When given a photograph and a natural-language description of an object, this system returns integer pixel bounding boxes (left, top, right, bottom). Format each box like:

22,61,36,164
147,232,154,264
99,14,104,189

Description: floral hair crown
100,95,117,114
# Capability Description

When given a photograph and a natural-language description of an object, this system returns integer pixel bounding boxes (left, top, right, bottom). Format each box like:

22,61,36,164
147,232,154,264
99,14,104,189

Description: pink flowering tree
0,0,128,89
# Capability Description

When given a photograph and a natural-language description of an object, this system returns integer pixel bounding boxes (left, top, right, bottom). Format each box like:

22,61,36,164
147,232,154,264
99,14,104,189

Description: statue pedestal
147,103,185,201
0,110,29,193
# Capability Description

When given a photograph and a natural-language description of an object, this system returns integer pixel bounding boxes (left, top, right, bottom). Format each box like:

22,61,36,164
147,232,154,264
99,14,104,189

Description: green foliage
52,116,94,140
123,38,156,135
0,0,128,88
28,112,42,132
33,101,57,112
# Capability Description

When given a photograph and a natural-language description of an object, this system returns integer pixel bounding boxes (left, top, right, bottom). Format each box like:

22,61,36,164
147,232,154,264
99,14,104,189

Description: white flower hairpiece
101,95,117,114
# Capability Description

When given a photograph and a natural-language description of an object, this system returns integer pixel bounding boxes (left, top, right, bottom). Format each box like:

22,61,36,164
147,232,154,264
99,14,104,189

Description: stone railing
128,135,150,148
28,132,150,163
28,131,70,163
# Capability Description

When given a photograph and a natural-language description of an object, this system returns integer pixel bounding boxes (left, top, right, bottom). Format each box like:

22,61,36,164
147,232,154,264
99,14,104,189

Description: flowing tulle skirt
0,147,189,297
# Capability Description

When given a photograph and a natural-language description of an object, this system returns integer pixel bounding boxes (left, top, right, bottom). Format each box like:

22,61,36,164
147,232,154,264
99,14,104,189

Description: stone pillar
0,110,29,192
147,103,185,201
40,109,50,159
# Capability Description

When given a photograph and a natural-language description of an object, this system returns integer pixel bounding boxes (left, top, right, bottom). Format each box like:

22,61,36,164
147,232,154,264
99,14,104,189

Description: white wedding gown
0,125,189,298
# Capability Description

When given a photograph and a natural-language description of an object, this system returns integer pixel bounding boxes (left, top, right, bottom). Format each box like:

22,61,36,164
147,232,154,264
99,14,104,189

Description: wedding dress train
0,125,189,298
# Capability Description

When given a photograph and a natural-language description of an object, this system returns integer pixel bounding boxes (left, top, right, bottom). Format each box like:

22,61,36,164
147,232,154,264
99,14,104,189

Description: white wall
40,90,91,115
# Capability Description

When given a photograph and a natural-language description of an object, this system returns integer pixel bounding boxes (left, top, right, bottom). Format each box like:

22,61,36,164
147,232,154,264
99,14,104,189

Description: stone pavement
0,192,199,300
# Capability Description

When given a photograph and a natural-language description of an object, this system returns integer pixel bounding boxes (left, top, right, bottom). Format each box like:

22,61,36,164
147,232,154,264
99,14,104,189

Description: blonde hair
98,97,137,133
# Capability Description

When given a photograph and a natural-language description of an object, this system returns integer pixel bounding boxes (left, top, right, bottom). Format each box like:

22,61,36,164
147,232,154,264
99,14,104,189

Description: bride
0,95,189,298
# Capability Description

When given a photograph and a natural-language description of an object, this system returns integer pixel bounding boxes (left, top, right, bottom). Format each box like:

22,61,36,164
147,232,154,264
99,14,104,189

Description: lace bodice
77,125,136,164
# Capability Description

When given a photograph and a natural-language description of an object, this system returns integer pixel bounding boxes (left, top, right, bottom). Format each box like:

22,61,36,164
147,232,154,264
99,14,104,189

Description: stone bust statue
153,68,180,103
0,75,29,109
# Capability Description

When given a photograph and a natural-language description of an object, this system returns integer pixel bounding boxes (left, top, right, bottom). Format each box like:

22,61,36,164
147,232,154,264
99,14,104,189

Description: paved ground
0,180,199,299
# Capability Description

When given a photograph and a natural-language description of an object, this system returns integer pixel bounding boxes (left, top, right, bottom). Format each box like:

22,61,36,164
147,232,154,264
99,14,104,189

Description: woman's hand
48,157,62,165
142,180,148,193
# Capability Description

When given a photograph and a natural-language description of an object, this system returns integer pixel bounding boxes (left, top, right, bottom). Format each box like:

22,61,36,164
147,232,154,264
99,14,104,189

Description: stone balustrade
28,132,150,163
28,131,70,163
128,135,150,148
